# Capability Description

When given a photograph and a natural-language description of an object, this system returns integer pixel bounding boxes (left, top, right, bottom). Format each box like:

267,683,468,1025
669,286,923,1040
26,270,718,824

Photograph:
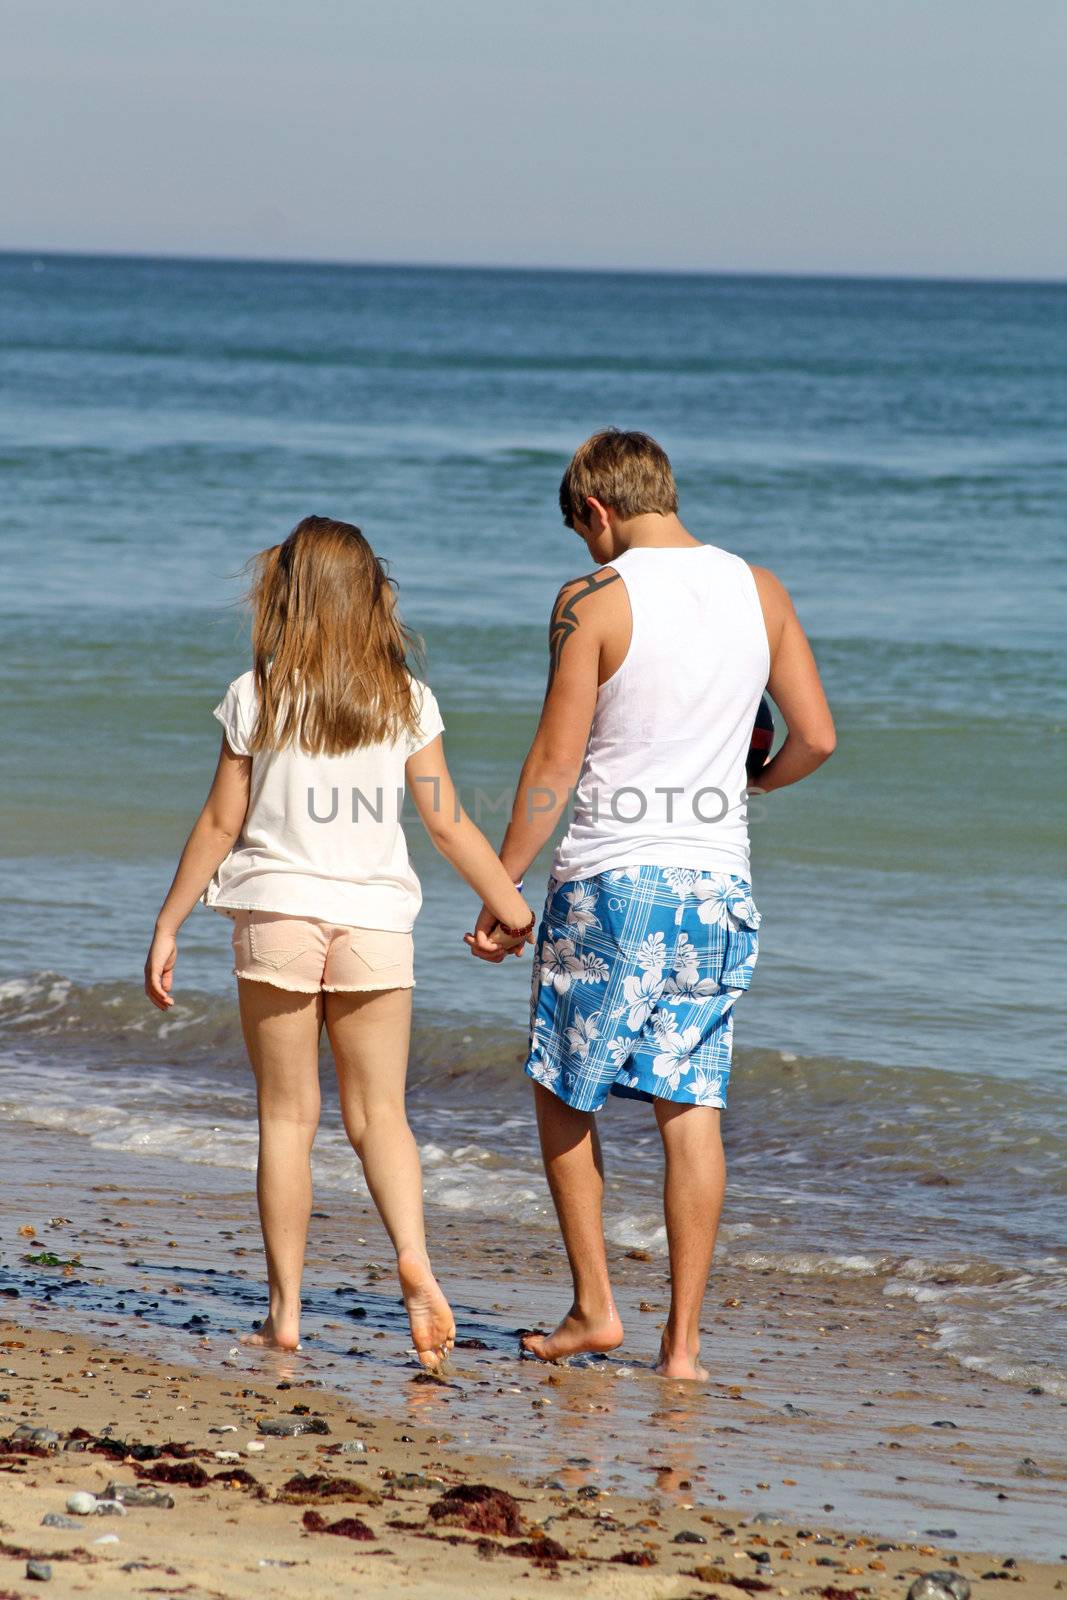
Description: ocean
1,253,1065,1422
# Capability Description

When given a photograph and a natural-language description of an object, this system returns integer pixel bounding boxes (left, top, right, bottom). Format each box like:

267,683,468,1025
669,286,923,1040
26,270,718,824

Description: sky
2,0,1065,279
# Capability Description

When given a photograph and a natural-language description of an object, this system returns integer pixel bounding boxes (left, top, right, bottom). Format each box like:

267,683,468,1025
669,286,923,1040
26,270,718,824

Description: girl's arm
405,736,533,944
144,736,251,1010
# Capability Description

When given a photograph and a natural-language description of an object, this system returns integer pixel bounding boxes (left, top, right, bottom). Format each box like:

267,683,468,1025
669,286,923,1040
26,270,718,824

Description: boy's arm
466,572,610,961
145,737,251,1009
750,566,836,792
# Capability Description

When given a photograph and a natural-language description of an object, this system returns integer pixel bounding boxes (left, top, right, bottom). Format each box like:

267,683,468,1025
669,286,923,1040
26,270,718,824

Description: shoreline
2,1318,1064,1599
2,1116,1066,1567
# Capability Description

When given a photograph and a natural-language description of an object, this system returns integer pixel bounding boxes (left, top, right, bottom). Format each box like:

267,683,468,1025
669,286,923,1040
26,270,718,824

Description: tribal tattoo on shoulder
547,569,621,687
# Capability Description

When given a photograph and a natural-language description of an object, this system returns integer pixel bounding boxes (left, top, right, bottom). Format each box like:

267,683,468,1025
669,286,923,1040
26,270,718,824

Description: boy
467,429,835,1379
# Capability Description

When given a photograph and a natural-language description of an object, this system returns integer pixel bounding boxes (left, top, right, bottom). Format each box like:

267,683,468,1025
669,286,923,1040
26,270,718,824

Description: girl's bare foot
240,1309,301,1351
654,1336,707,1380
397,1247,455,1370
521,1303,624,1363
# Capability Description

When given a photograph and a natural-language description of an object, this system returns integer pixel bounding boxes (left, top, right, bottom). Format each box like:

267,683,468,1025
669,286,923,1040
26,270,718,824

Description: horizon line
2,244,1065,289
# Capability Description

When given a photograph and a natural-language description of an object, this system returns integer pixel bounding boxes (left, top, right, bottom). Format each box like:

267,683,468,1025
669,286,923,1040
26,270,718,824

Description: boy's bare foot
654,1336,707,1380
241,1312,301,1352
398,1247,455,1370
521,1303,624,1363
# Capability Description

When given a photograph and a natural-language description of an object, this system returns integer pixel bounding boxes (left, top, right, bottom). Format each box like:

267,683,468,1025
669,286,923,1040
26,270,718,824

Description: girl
144,515,533,1368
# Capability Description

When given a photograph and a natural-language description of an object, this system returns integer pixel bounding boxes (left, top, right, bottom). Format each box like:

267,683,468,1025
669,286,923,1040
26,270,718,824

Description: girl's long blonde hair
247,516,422,755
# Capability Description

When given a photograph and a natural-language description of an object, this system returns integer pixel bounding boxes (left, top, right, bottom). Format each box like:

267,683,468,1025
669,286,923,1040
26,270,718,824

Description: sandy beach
3,1114,1066,1598
2,1318,1064,1600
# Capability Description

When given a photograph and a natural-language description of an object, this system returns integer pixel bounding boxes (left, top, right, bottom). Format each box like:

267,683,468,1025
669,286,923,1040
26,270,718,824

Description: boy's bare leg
522,1083,624,1361
654,1100,725,1379
237,979,324,1351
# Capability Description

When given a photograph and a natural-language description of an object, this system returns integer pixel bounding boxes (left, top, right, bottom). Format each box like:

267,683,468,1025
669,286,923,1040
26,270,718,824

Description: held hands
144,927,177,1010
464,901,535,964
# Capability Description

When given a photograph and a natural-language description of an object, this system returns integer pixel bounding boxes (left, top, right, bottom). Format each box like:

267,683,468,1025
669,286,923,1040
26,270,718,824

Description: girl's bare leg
237,979,323,1350
325,986,454,1369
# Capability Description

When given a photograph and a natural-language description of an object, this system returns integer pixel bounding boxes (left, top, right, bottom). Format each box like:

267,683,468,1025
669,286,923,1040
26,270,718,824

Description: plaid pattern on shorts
524,865,760,1113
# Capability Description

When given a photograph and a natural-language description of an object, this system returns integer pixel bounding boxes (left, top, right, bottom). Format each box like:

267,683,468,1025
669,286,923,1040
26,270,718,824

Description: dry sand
1,1320,1062,1600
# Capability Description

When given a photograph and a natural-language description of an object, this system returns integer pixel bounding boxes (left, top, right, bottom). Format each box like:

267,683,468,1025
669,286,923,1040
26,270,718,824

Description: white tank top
552,544,770,884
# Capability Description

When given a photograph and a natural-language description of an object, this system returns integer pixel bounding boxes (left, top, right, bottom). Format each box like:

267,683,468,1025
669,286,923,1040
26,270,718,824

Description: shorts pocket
349,930,410,972
721,886,760,992
248,915,318,970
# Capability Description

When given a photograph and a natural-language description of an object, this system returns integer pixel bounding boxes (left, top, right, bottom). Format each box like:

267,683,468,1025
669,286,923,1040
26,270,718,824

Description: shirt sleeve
213,676,253,757
408,680,445,755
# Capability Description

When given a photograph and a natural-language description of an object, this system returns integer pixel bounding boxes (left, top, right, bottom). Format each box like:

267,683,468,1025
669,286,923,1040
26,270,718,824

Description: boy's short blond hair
559,429,678,529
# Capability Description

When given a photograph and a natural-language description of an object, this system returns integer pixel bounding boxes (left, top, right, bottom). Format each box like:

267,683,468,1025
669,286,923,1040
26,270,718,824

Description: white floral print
527,1052,562,1090
538,935,583,994
622,968,664,1030
636,931,667,971
564,882,601,936
579,951,609,984
606,1035,633,1069
693,877,734,926
564,1009,600,1061
525,866,758,1114
652,1024,702,1093
662,931,721,1002
688,1064,726,1106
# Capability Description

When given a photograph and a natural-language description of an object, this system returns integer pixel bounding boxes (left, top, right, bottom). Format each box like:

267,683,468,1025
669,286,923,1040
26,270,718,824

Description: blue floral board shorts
524,866,760,1113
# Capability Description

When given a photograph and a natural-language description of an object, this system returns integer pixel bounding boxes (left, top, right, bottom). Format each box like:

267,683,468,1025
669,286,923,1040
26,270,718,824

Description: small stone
924,1529,958,1539
105,1480,174,1509
94,1499,128,1517
26,1559,52,1581
930,1420,957,1429
66,1491,99,1515
13,1425,60,1448
41,1512,79,1528
907,1573,971,1600
258,1415,330,1437
215,1450,241,1462
340,1439,367,1454
93,1534,120,1545
673,1529,708,1544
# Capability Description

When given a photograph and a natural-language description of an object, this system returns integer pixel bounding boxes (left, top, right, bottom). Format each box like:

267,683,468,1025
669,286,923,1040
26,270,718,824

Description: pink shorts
231,911,414,994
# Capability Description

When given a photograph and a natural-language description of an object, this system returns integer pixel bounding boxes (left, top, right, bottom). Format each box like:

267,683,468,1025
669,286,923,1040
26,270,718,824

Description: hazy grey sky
3,0,1065,277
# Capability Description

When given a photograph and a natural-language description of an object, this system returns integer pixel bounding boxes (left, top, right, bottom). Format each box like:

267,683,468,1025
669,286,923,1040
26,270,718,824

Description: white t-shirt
203,671,444,932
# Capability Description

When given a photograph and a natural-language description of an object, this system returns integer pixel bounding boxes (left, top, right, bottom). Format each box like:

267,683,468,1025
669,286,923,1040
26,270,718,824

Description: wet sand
2,1116,1066,1591
2,1319,1064,1600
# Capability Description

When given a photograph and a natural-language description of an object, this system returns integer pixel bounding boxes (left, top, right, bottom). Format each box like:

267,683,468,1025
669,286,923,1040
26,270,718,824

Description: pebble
907,1574,971,1600
41,1513,79,1529
258,1415,330,1437
13,1425,60,1448
340,1439,366,1454
925,1528,958,1539
93,1534,120,1545
215,1450,241,1463
246,1440,266,1452
208,1425,237,1435
674,1529,708,1544
105,1480,174,1508
26,1559,52,1582
66,1492,100,1515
